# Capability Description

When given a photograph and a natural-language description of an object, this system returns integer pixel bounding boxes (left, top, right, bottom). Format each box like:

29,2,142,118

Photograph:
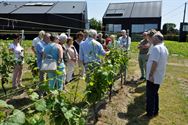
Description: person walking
138,32,151,80
145,30,169,118
9,34,24,89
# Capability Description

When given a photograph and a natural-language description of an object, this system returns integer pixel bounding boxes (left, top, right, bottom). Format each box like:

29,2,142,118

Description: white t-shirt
32,37,41,51
9,43,24,63
146,43,169,84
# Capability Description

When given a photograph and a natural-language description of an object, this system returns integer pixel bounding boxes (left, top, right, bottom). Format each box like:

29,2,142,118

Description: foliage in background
89,18,102,32
162,23,178,35
25,55,39,78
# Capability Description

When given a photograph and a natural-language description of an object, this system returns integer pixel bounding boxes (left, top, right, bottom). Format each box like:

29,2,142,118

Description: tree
162,23,177,34
89,18,102,31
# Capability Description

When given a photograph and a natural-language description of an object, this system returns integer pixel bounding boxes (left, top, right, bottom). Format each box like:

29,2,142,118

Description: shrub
164,35,179,41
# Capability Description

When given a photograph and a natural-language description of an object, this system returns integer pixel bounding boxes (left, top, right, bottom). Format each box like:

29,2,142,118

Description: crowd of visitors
8,28,168,119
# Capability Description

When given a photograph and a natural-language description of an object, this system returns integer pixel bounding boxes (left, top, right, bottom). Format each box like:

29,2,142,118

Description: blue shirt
79,37,106,64
36,40,47,68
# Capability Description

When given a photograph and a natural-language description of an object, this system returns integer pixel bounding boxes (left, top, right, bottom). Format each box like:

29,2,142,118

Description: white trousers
66,62,75,82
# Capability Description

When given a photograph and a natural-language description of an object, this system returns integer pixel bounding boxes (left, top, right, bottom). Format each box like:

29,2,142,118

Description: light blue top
44,43,65,68
44,43,58,61
36,40,47,68
79,37,106,64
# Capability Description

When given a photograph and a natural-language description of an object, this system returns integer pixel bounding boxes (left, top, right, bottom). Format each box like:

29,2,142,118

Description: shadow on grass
7,97,32,109
118,81,151,125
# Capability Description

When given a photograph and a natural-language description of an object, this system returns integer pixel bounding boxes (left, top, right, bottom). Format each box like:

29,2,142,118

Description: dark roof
0,1,87,14
103,1,162,18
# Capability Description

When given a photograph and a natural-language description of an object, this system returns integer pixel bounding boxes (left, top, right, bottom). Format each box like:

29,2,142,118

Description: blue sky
5,0,188,29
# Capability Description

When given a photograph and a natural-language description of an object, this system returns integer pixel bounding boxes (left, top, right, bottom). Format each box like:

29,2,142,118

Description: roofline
0,1,87,14
108,1,162,4
103,17,162,19
103,1,162,18
4,1,86,3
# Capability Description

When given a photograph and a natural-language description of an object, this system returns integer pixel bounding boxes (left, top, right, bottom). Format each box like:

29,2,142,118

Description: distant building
179,22,188,42
0,1,88,39
103,1,162,40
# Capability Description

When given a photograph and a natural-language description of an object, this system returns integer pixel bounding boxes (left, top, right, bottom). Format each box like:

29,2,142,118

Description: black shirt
73,40,80,54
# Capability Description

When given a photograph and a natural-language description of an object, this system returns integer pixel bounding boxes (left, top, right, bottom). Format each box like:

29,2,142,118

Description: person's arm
57,44,63,65
32,39,36,54
9,44,14,52
127,37,131,50
79,44,84,64
142,42,150,49
149,61,157,82
31,46,36,54
148,47,160,82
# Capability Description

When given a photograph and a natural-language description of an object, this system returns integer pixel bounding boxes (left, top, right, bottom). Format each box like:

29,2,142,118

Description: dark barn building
0,1,88,39
103,1,162,40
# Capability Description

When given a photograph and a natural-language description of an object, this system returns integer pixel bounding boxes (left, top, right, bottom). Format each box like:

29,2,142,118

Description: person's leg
17,65,23,86
142,54,148,79
146,80,155,116
48,72,56,90
39,70,44,82
154,84,160,115
138,54,144,79
12,65,19,88
57,64,66,90
66,63,74,82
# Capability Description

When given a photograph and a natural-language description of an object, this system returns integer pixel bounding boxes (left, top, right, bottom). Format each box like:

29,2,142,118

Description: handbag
41,44,57,72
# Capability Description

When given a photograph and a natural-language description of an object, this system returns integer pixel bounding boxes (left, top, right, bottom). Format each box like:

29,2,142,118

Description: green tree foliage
89,18,102,31
162,23,177,35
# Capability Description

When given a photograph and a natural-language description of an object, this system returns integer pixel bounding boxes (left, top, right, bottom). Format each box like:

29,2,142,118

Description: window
114,24,122,32
25,2,54,6
145,24,158,31
183,25,188,32
132,24,144,33
106,24,122,32
132,24,158,33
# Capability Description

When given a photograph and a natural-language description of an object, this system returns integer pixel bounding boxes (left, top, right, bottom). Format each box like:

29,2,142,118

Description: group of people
9,28,168,118
137,29,169,118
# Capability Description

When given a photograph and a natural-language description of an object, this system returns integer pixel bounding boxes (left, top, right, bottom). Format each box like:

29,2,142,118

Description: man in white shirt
32,30,45,54
145,30,169,118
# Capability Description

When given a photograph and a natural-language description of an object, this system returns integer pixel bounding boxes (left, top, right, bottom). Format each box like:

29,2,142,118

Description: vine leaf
5,109,25,125
0,100,14,109
34,99,46,112
29,92,39,101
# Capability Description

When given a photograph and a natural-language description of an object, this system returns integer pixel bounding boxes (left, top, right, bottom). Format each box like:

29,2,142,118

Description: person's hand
72,58,77,62
149,74,154,82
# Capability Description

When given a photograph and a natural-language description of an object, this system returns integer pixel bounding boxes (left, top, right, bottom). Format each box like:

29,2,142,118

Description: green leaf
5,109,25,125
34,99,46,112
89,82,94,86
0,100,14,109
29,92,39,101
64,110,73,119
